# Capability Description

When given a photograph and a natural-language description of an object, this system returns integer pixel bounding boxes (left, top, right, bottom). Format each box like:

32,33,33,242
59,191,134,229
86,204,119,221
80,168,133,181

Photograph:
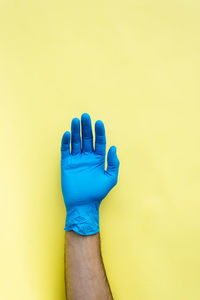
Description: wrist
65,201,101,236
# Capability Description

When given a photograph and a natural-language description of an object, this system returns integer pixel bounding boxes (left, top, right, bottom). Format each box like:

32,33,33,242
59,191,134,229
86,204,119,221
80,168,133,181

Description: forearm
65,231,113,300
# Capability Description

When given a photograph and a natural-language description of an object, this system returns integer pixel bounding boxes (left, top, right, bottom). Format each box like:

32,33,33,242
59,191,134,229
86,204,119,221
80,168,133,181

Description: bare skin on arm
65,231,113,300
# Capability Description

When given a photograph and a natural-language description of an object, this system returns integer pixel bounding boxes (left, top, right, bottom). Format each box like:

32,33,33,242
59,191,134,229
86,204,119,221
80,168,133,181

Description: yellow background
0,1,200,299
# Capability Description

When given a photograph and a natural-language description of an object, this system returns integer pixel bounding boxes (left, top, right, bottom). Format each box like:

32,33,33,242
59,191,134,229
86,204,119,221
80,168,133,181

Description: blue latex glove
61,113,120,235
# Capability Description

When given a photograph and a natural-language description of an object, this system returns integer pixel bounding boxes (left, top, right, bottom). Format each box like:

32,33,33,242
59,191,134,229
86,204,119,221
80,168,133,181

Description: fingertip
61,131,71,157
106,145,120,176
109,145,117,153
71,117,80,127
112,146,119,162
107,145,119,164
61,131,70,145
81,113,91,123
95,119,104,126
71,117,80,133
95,120,105,135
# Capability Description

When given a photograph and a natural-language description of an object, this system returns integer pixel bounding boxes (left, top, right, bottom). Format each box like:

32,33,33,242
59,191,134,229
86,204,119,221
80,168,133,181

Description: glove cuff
64,201,100,235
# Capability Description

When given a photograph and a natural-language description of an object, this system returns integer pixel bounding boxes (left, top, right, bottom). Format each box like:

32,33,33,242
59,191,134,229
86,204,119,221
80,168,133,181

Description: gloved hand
61,113,120,235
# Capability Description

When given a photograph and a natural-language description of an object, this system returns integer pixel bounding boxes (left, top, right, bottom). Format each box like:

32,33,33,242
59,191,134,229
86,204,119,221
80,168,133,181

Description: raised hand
61,113,120,235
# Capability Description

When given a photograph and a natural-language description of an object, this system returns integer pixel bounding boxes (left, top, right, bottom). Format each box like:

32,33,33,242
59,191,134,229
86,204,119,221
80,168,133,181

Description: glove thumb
106,146,120,177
